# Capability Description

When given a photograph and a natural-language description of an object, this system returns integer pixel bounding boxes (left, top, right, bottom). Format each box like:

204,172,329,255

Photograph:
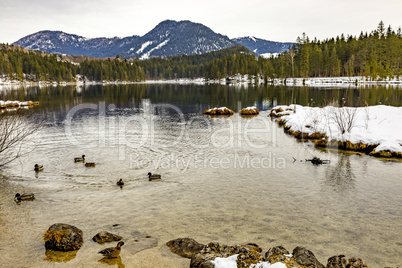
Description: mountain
13,20,236,59
232,36,294,57
13,20,293,59
12,30,141,58
129,20,236,59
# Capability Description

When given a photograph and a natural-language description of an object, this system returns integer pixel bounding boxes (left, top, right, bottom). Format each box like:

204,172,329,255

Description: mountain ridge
13,20,294,59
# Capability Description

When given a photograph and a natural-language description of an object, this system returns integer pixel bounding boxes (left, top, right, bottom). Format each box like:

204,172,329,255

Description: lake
0,83,401,267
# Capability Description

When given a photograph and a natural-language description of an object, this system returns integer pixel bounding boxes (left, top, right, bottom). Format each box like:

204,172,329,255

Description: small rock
166,238,205,258
292,246,325,268
44,223,83,251
327,255,370,268
92,231,122,244
265,245,290,260
190,242,263,268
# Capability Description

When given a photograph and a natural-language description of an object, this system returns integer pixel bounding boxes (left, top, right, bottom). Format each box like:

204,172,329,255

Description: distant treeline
0,22,401,82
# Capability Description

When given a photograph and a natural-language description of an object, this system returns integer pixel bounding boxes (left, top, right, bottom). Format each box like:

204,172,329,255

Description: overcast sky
1,0,401,44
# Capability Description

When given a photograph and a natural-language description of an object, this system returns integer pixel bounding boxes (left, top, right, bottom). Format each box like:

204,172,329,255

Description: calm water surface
0,84,401,267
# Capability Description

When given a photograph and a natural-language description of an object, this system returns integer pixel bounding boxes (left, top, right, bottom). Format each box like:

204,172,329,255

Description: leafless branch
0,109,43,167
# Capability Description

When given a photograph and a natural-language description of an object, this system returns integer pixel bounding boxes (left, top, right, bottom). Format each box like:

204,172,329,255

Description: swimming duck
98,241,124,258
15,193,35,202
34,164,43,171
74,155,85,162
116,179,124,186
85,162,96,167
147,172,161,181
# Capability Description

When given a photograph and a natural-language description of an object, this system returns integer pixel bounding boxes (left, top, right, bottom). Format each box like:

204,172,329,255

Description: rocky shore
166,238,372,268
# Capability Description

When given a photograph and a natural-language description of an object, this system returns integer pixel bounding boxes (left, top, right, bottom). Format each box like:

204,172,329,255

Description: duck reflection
324,154,356,193
98,256,125,268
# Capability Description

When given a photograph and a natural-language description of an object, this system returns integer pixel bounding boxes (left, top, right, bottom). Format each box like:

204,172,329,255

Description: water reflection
44,249,77,263
323,154,356,193
0,84,401,121
98,256,125,268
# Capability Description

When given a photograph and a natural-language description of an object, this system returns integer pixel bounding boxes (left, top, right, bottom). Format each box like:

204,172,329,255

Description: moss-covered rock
44,223,83,251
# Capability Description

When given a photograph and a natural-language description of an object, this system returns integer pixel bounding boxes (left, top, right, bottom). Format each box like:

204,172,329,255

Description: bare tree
0,109,42,167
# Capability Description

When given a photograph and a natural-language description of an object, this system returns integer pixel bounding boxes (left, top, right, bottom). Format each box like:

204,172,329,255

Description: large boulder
292,246,325,268
190,242,263,268
92,231,122,244
43,223,83,251
166,238,205,258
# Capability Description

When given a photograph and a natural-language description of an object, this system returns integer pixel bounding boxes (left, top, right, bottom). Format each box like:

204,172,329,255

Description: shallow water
0,84,401,267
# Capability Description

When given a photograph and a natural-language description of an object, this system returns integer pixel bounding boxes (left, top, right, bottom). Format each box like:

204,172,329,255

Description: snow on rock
251,262,287,268
274,104,402,154
211,254,238,268
239,106,259,115
210,254,287,268
203,107,234,116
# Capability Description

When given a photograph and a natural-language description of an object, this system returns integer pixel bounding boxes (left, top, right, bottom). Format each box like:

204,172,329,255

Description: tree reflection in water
323,154,356,193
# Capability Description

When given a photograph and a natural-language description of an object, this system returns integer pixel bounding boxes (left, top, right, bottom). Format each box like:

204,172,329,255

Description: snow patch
211,254,238,268
136,41,153,54
140,39,169,60
260,53,280,58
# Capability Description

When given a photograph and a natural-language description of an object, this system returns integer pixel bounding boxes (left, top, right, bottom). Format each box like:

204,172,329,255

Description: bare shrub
330,106,358,135
0,109,42,167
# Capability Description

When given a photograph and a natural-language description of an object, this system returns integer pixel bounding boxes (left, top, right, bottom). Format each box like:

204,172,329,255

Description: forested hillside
272,21,402,78
1,22,401,82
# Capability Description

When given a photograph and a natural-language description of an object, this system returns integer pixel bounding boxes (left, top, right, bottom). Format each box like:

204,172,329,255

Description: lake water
0,84,401,267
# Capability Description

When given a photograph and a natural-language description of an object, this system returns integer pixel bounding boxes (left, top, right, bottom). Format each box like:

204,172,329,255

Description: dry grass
239,107,259,115
203,107,234,116
43,230,66,243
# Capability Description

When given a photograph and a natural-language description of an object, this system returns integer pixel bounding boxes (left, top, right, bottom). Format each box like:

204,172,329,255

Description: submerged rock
190,242,263,268
123,236,158,255
166,238,205,258
92,231,122,244
292,246,325,268
44,223,83,251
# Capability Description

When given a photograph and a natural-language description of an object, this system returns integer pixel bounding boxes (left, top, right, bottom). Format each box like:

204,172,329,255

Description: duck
74,155,85,162
116,179,124,186
34,164,43,171
147,172,161,181
98,241,124,258
15,193,35,202
85,162,96,167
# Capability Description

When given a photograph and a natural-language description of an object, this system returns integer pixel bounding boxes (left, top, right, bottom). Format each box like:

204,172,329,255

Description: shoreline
270,105,402,160
1,75,402,88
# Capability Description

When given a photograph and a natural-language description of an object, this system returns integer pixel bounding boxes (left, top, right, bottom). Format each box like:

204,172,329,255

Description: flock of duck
14,155,162,258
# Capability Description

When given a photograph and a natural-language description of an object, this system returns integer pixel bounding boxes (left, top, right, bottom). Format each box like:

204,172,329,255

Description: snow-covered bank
272,76,402,87
271,105,402,158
